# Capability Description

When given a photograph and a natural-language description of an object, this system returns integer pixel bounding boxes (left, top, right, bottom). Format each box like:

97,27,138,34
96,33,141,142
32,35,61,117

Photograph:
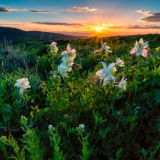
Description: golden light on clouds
94,26,103,32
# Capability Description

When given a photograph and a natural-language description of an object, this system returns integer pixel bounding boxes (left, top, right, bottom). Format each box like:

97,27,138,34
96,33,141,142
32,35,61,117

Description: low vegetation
0,34,160,160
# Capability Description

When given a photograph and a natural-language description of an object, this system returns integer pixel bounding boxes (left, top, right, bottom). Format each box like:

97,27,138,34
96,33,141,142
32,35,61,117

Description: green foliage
37,55,52,75
0,35,160,159
0,134,25,160
48,125,66,160
78,134,93,160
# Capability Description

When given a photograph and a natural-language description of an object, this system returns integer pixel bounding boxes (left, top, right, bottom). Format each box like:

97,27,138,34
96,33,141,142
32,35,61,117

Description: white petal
140,49,148,57
134,41,138,47
96,69,106,78
101,41,104,49
51,41,57,46
99,62,107,68
109,75,116,82
67,44,71,52
142,41,148,48
103,77,110,85
93,48,102,54
61,51,67,56
139,38,144,44
20,87,24,94
136,50,140,56
108,63,115,70
130,47,136,54
71,49,76,54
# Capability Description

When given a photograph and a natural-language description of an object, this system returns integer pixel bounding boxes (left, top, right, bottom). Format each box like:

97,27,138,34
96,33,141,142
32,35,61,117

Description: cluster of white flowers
95,58,126,90
130,38,149,57
58,44,76,78
93,41,112,55
15,78,30,94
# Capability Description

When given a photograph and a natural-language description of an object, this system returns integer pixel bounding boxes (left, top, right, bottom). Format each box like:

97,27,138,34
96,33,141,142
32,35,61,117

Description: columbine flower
50,41,58,54
130,38,148,57
58,63,69,78
93,41,112,54
102,42,112,54
61,44,76,61
15,78,30,94
96,62,116,85
117,76,127,91
61,56,74,69
116,58,124,67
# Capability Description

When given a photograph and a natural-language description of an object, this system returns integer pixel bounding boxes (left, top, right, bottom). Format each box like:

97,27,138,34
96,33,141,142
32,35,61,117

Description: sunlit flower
130,38,148,57
102,42,112,54
93,41,112,54
58,63,69,78
61,44,76,60
118,76,127,91
96,62,116,85
50,41,58,53
61,56,74,68
116,58,124,67
15,78,30,94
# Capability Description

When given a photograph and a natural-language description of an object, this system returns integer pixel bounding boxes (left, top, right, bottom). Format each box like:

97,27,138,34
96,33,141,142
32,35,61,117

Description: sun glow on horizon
91,26,104,33
95,26,103,32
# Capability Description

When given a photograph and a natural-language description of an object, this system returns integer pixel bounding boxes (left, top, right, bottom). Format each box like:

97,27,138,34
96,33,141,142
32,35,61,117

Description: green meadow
0,34,160,160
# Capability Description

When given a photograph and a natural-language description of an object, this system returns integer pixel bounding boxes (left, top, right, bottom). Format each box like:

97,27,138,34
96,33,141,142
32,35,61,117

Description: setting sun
95,26,103,32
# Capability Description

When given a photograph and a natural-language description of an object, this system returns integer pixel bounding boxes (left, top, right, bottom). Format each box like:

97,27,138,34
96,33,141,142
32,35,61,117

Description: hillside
0,26,87,42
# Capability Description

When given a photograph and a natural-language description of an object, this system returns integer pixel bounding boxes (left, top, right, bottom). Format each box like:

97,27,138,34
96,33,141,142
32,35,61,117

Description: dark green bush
37,55,52,75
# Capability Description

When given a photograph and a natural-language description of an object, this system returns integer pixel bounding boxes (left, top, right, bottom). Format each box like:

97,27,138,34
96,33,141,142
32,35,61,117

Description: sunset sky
0,0,160,36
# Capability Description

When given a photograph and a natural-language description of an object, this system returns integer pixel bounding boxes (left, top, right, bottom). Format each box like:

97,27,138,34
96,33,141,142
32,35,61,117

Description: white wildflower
15,78,30,94
116,58,124,67
96,62,116,85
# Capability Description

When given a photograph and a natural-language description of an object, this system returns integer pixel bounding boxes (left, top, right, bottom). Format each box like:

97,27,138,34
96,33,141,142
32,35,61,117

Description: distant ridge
0,26,88,42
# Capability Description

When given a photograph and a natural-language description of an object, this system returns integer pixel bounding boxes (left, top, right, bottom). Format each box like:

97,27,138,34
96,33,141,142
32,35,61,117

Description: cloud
137,10,160,22
30,10,56,14
63,6,98,12
32,22,160,30
141,13,160,22
109,24,160,29
33,22,85,28
32,22,115,30
0,6,26,12
126,24,160,29
0,7,8,12
136,10,152,15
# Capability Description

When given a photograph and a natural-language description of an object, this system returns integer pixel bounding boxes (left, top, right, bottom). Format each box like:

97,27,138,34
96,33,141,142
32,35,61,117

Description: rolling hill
0,26,87,42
